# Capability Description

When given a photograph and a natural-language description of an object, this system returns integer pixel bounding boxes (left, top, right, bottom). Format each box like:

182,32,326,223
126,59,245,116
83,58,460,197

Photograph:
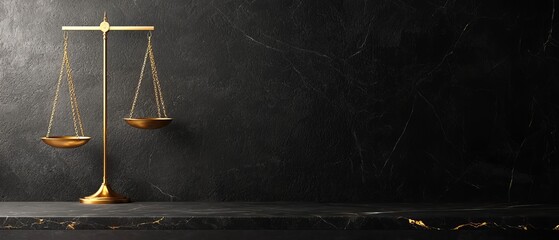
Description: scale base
80,182,130,204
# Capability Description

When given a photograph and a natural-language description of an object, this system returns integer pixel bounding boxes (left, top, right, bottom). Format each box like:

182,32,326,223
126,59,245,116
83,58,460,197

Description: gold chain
46,33,68,137
65,45,80,136
148,38,162,117
148,39,168,118
129,32,168,118
46,32,86,137
129,37,150,118
65,48,85,136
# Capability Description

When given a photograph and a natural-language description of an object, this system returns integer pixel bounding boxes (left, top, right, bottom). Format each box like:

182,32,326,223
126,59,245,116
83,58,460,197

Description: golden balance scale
40,14,172,204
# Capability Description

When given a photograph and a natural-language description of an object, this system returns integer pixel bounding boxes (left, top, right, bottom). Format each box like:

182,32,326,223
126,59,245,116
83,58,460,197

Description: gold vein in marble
30,217,80,230
453,222,492,230
405,218,440,230
109,217,165,230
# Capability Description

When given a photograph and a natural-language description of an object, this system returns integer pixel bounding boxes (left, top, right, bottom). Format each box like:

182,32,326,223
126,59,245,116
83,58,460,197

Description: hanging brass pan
123,117,172,129
41,136,91,148
42,33,90,149
125,33,172,130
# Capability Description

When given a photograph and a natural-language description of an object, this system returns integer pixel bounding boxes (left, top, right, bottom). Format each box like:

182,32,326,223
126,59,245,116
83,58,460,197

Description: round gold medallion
99,21,110,32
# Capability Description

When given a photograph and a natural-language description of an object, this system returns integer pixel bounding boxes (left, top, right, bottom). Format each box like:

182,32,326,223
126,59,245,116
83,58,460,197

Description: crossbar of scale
62,26,154,31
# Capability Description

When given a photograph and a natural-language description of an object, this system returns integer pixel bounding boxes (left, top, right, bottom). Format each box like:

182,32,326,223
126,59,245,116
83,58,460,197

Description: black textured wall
0,0,558,202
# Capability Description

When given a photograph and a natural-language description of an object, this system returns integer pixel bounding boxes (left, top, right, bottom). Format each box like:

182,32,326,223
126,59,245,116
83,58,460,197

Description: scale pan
124,118,172,129
41,136,91,148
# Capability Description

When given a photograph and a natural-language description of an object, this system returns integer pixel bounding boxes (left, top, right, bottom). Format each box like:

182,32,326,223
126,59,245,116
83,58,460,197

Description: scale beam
62,26,154,31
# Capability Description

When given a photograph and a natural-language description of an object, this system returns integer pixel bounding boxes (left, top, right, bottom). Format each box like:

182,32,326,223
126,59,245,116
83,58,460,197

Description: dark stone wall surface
0,0,557,202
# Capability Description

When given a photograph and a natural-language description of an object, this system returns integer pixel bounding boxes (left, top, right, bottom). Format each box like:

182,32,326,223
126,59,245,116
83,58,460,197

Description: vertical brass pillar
79,15,130,204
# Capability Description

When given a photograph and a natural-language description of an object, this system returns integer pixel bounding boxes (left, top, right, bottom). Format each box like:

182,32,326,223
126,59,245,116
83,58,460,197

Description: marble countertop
0,202,558,230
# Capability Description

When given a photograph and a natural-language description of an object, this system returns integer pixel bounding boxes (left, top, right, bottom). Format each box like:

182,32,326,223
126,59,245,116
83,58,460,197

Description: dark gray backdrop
0,0,558,202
